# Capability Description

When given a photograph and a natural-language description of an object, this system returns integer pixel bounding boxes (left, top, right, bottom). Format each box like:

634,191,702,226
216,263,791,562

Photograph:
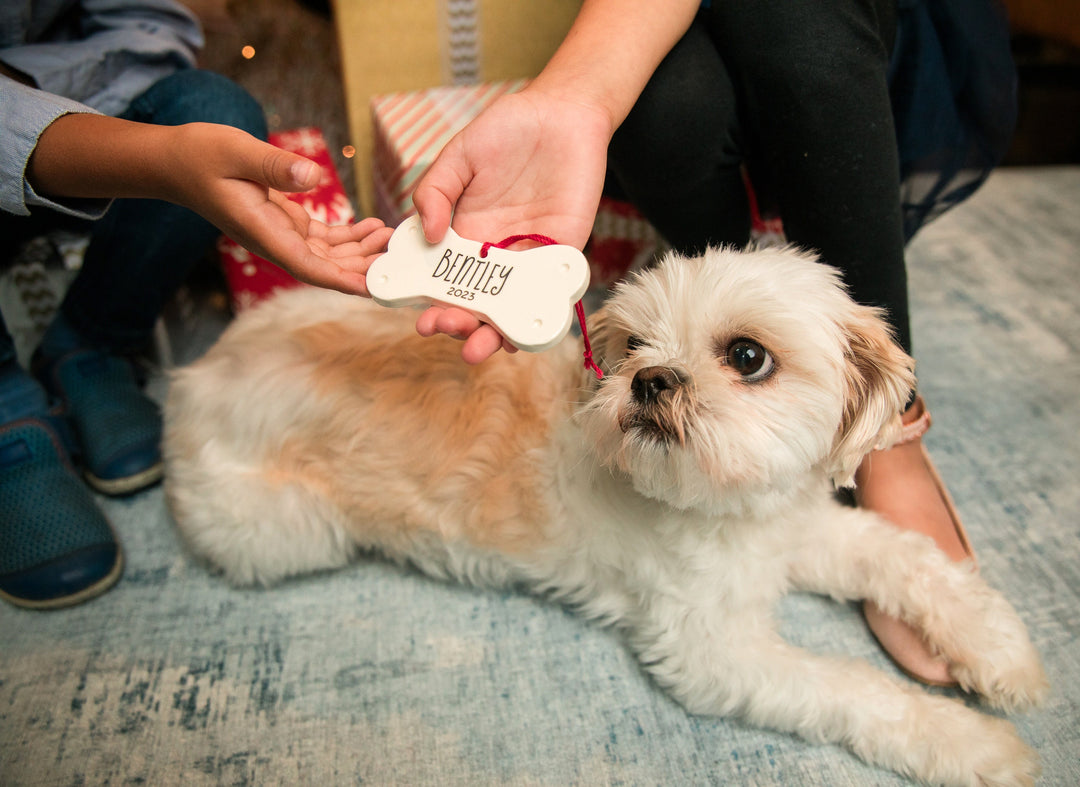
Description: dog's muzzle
620,365,692,443
630,366,684,407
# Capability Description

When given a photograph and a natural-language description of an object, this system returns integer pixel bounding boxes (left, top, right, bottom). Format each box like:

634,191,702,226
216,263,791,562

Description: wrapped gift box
586,197,664,289
371,80,527,226
219,127,356,312
371,82,662,291
334,0,581,217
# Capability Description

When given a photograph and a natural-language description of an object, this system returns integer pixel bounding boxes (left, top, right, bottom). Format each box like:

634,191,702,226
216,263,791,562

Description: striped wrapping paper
371,80,526,226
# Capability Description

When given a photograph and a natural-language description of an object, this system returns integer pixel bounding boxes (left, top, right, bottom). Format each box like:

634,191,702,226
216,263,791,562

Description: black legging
607,0,911,354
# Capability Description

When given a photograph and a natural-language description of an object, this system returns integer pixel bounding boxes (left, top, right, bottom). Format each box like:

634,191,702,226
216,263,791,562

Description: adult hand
411,87,612,364
408,0,700,365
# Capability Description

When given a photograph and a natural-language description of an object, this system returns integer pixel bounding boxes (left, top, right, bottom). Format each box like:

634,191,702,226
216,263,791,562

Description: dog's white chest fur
164,247,1046,787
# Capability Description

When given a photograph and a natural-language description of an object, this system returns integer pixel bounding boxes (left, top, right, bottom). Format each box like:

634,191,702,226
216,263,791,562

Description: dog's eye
726,339,774,381
626,335,646,354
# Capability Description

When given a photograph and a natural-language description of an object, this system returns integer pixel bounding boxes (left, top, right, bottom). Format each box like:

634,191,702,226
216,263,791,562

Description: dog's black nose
631,366,683,405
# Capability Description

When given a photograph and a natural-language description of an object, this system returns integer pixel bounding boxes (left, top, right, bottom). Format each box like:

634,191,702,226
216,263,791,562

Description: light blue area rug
2,167,1078,786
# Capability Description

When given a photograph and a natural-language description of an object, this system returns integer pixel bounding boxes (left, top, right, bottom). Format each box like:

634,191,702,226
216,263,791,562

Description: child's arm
27,114,393,295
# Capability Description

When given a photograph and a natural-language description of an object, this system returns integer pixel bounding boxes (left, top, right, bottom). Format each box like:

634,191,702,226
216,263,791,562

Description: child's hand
27,116,394,297
172,124,394,296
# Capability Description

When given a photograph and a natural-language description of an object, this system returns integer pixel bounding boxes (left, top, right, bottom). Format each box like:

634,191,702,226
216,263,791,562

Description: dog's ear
827,304,916,487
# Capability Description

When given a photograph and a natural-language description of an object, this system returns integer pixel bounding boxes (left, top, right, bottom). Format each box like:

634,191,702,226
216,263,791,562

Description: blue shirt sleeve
0,0,203,115
0,77,110,218
0,0,203,218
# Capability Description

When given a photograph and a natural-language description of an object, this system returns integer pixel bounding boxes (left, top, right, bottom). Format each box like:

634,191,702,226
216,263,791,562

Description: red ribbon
480,235,603,379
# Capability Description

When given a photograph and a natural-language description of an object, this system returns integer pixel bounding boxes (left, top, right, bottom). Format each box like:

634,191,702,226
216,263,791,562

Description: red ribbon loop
481,234,603,379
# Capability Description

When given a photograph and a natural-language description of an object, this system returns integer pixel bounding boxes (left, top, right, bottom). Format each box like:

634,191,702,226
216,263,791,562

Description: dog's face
576,246,915,516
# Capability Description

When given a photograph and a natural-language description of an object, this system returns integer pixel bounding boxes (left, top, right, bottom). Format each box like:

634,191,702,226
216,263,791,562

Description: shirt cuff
0,82,112,219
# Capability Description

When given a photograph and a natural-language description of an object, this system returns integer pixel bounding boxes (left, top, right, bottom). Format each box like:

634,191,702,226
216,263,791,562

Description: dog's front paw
919,578,1049,711
904,701,1040,787
950,642,1049,713
962,715,1041,787
939,596,1048,712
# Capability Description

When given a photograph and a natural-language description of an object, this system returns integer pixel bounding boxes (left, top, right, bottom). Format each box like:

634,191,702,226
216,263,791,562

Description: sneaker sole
84,461,164,497
0,548,124,610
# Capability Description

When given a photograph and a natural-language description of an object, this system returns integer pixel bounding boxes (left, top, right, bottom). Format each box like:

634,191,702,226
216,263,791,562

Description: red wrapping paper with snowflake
218,127,356,312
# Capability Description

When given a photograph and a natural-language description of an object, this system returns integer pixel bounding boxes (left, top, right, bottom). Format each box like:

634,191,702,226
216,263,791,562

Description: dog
164,246,1047,786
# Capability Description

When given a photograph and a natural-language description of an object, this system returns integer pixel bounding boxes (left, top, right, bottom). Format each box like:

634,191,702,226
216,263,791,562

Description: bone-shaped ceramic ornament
367,214,591,352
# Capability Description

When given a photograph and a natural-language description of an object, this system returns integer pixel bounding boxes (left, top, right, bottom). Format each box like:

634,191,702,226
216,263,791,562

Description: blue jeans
0,69,266,366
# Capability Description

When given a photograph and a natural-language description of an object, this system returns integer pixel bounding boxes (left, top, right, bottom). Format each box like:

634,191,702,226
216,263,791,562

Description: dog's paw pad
367,215,590,352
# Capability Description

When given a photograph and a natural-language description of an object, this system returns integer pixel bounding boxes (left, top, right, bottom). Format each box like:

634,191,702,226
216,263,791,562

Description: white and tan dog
164,246,1047,786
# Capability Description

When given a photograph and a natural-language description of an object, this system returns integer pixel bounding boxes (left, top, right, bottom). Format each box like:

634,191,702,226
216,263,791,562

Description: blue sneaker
36,350,163,496
0,417,123,609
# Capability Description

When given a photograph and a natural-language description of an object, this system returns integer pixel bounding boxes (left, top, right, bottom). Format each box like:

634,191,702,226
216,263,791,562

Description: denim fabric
56,69,267,353
0,69,266,362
